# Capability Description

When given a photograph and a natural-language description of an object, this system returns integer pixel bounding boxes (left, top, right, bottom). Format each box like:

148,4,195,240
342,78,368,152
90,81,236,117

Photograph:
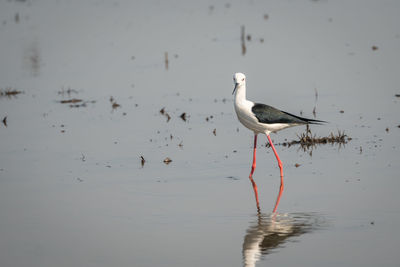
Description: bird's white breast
234,100,296,134
234,100,268,134
235,100,271,134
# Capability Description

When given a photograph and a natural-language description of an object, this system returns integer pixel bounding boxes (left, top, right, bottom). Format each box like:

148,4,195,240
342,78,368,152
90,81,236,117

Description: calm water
1,1,400,266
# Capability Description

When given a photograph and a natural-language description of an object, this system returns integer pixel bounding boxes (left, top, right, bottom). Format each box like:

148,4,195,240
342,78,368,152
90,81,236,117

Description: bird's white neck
234,83,247,104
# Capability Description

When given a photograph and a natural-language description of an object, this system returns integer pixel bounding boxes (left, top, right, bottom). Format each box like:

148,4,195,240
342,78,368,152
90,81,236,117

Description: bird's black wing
252,103,326,124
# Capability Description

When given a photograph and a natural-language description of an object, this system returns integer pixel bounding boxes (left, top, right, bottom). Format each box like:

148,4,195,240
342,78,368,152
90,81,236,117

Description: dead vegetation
268,125,351,152
0,88,22,98
110,96,120,110
241,25,246,55
164,52,169,70
163,157,172,165
57,88,95,108
180,112,187,122
140,156,145,167
58,87,79,96
60,98,82,104
159,107,171,122
2,116,7,127
58,98,96,108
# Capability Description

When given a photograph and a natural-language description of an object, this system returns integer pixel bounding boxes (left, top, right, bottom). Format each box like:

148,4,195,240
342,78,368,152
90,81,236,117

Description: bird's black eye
242,78,245,81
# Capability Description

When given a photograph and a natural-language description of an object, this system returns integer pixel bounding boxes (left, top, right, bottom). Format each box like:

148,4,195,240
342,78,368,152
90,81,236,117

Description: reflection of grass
0,88,22,98
58,87,78,96
268,125,351,152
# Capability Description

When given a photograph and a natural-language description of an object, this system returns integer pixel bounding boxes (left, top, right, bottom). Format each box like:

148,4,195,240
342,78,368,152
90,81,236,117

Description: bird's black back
252,103,326,124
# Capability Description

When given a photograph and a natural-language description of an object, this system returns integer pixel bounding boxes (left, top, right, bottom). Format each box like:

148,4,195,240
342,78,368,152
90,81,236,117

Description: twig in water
241,25,246,55
165,52,169,70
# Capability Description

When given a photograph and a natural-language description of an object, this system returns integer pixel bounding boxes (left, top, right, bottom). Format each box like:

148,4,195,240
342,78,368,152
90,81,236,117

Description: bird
242,212,318,267
232,72,325,212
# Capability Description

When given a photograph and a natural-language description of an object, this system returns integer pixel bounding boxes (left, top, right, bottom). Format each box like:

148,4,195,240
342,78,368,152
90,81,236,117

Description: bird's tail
281,110,327,125
305,118,327,125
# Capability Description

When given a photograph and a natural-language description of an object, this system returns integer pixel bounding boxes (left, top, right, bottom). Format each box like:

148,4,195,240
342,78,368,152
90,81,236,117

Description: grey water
1,1,400,266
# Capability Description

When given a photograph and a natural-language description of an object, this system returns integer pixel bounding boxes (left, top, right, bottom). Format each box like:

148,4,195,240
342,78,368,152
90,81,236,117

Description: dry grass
268,125,351,152
0,88,22,98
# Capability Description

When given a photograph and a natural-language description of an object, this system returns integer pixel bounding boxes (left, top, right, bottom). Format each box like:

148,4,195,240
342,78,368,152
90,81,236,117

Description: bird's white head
232,72,246,95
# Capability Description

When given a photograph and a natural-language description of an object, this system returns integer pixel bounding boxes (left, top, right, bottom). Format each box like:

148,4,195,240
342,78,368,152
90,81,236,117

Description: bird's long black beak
232,83,239,95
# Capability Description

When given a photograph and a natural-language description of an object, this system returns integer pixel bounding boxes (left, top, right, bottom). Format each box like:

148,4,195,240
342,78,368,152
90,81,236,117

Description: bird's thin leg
249,134,260,212
266,134,284,213
250,134,257,177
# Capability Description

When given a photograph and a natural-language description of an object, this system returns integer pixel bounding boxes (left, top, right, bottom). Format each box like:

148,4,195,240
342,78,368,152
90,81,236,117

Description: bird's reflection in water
243,212,325,267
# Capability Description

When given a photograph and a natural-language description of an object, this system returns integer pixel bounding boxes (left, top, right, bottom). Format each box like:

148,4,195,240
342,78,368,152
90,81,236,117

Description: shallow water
1,1,400,266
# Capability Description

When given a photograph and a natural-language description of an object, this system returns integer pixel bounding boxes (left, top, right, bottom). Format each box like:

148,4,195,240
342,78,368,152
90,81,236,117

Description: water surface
1,1,400,266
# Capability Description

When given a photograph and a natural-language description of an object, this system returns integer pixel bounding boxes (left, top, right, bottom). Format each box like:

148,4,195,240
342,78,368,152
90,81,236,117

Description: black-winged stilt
232,72,325,212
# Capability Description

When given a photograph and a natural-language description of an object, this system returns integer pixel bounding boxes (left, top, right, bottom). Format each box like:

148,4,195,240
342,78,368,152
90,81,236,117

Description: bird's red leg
250,134,257,177
267,134,284,213
249,134,260,212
